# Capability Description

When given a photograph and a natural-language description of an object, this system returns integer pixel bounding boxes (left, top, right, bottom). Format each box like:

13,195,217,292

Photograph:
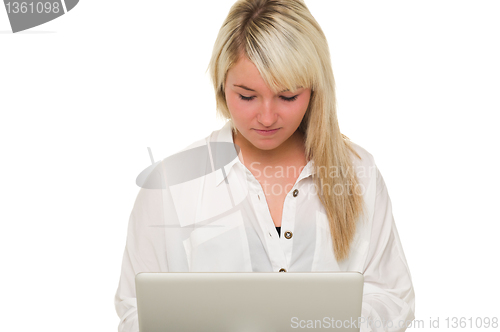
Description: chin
250,140,282,151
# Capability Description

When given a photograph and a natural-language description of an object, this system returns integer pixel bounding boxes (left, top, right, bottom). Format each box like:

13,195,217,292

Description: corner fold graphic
64,0,78,12
4,0,80,33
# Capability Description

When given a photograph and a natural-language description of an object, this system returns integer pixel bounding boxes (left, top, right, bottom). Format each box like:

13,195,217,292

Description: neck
233,129,306,168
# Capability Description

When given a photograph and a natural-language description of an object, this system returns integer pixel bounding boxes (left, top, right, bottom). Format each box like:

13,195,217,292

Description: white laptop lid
136,272,364,332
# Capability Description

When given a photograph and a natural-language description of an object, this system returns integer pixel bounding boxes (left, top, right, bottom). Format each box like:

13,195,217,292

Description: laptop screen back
136,272,364,332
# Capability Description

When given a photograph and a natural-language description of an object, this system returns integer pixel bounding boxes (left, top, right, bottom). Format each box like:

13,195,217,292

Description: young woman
115,1,415,331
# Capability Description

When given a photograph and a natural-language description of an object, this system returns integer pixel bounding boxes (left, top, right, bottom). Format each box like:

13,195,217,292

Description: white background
1,0,499,331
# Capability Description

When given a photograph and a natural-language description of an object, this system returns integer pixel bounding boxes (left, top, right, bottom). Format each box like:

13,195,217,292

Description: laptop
135,272,364,332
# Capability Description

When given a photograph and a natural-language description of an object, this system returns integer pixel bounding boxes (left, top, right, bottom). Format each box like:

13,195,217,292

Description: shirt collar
213,120,315,187
296,159,315,182
214,121,240,187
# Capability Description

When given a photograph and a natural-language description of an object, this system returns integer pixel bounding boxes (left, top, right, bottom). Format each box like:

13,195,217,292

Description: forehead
226,56,290,93
227,57,261,81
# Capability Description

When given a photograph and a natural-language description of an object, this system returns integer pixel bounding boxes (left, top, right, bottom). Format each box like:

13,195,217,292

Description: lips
254,128,280,136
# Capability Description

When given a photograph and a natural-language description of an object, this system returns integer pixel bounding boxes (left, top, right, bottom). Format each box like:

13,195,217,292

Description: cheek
226,94,239,118
226,92,239,112
287,100,308,121
227,95,251,120
296,96,311,117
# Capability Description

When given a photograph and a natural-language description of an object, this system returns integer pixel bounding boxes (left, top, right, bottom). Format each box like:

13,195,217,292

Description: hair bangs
242,15,318,95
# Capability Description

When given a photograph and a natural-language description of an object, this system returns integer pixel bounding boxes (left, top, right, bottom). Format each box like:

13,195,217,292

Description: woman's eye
280,95,298,102
238,94,255,101
238,94,298,102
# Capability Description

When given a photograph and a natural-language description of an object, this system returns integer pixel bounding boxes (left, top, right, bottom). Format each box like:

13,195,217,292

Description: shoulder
169,134,212,158
344,139,379,202
137,128,217,190
145,124,233,188
164,122,230,159
345,139,376,171
347,140,388,193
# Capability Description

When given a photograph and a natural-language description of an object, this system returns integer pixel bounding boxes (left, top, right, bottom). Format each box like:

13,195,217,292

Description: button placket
276,186,299,271
252,185,288,271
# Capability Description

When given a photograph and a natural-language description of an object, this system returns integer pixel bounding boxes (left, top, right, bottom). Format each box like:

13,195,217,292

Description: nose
257,99,278,127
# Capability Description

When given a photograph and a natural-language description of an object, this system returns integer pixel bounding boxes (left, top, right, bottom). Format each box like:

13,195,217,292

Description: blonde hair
207,0,366,261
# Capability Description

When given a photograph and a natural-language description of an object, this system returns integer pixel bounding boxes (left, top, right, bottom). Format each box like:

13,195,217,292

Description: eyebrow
233,84,301,93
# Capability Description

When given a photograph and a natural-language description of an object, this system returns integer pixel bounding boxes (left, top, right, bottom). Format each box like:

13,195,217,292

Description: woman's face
224,56,312,157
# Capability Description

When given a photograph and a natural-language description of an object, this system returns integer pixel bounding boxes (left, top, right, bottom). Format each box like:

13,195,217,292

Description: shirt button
284,231,293,239
292,189,299,197
279,268,287,272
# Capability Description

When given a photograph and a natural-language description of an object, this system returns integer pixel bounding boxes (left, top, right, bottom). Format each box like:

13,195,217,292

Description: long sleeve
114,184,169,332
360,166,415,332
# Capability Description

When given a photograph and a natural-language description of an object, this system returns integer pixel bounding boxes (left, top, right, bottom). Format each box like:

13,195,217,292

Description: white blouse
114,120,415,332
